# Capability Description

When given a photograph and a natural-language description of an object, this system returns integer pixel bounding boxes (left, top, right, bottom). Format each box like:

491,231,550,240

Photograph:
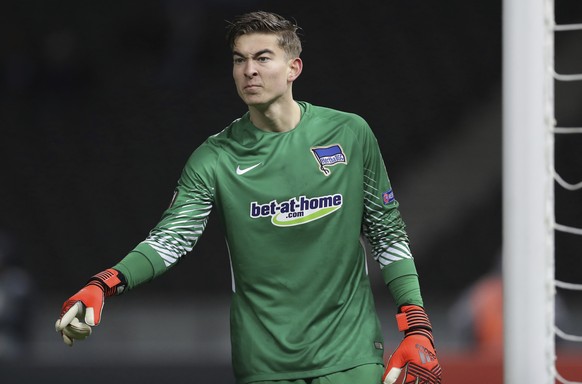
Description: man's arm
358,121,442,383
55,142,218,345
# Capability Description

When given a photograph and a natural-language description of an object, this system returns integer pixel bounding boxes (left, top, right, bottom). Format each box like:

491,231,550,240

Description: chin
243,97,269,108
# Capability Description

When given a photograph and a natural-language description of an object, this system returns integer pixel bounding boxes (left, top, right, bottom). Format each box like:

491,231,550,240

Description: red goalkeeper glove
55,268,126,346
383,305,442,384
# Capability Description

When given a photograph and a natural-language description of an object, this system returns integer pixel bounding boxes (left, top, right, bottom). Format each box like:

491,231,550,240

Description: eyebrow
232,49,275,58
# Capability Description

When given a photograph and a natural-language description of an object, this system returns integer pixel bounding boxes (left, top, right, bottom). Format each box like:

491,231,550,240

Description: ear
288,57,303,82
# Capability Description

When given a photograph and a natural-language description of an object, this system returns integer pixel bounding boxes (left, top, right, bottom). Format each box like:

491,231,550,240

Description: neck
248,97,301,133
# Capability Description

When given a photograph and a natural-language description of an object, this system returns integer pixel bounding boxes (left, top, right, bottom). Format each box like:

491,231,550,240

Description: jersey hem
236,357,384,384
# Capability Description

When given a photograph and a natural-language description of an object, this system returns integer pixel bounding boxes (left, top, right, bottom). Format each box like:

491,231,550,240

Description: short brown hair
226,11,302,58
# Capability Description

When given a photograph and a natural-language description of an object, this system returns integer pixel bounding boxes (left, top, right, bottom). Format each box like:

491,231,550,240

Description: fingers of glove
382,367,402,384
61,333,74,347
85,306,100,327
55,302,91,347
384,335,442,384
62,317,92,340
78,285,105,326
384,338,408,371
383,344,407,384
59,286,105,327
56,301,83,331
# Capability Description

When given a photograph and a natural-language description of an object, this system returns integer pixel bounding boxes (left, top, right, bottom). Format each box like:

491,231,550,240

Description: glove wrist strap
396,305,435,346
87,268,126,297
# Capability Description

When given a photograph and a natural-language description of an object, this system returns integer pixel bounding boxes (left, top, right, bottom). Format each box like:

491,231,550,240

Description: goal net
503,0,582,383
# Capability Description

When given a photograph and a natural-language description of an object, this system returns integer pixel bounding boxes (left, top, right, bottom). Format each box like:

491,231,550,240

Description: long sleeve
359,123,422,306
114,141,218,289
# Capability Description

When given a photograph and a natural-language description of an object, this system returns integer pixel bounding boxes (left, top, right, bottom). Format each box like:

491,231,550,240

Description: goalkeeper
55,11,442,384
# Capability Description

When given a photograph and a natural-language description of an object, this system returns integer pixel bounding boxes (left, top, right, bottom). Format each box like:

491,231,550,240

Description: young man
55,11,442,384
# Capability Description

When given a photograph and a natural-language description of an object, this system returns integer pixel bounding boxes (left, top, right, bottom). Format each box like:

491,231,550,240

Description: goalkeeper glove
55,268,126,346
383,305,442,384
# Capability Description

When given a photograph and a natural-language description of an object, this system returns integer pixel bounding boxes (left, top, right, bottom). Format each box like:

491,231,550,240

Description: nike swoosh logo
236,163,261,175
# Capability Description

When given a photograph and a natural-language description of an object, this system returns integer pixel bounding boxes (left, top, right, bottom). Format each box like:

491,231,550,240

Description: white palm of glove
55,301,93,347
56,268,123,346
55,301,94,346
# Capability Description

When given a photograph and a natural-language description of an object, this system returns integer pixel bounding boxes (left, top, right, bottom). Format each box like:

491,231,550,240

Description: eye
233,57,245,64
257,56,271,63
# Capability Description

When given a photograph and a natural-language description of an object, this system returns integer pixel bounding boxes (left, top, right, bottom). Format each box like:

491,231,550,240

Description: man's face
232,33,298,108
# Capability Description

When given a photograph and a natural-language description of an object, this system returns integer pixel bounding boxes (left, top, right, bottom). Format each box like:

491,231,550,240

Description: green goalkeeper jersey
115,101,419,383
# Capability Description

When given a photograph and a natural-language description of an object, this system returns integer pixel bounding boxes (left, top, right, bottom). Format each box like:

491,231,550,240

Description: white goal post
502,0,555,383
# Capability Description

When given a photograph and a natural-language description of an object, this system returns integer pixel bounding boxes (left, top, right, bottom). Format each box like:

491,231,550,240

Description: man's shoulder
184,118,241,161
304,102,367,126
204,115,248,145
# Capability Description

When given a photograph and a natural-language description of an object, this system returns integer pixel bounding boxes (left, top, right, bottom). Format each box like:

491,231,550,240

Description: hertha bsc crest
311,144,347,176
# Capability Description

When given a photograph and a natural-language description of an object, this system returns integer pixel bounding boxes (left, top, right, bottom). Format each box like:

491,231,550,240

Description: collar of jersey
242,101,309,137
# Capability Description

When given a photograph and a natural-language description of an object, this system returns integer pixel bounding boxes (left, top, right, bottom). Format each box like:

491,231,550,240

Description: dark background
2,0,505,293
1,1,581,383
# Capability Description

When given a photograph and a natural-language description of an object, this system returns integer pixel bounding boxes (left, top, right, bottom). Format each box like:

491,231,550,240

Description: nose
244,61,258,78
